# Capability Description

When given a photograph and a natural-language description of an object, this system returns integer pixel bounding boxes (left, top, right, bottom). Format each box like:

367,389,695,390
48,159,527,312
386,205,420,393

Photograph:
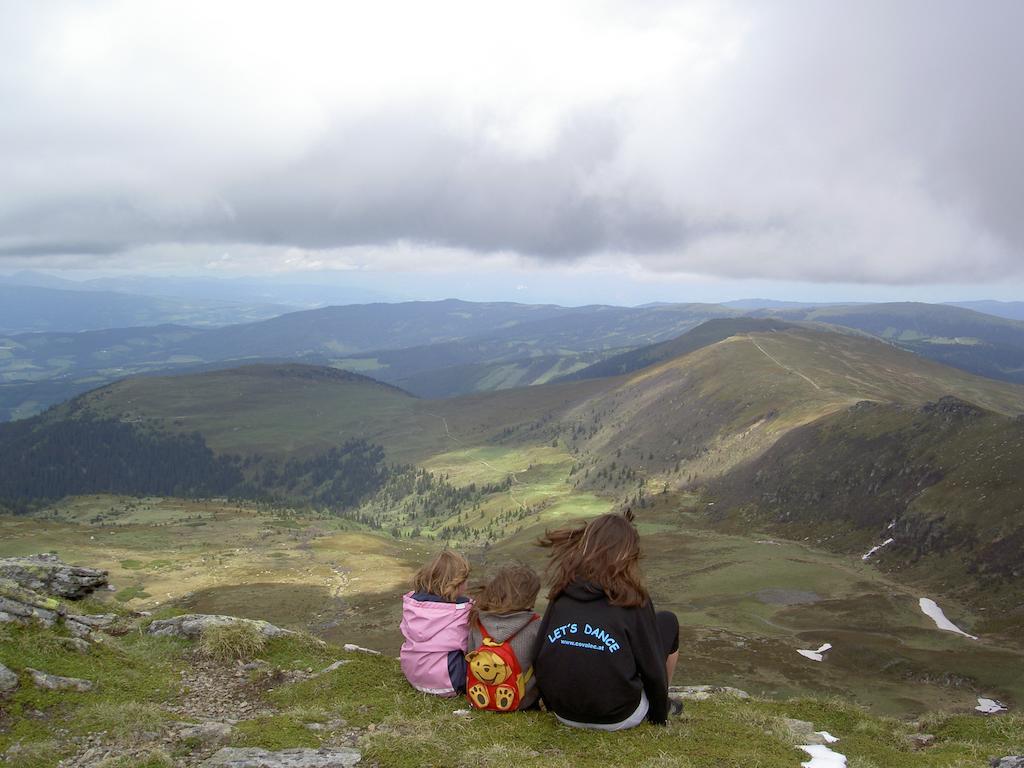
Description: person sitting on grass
533,509,681,730
465,563,542,712
399,550,472,697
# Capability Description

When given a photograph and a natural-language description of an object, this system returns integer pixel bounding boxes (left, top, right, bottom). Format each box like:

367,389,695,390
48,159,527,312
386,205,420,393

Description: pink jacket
399,591,472,696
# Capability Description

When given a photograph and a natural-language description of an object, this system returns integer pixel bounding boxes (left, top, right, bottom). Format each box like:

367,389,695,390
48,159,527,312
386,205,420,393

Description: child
533,510,680,730
465,563,542,711
400,550,472,697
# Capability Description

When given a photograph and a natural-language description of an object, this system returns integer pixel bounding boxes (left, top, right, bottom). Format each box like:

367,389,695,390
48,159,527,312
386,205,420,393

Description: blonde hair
412,550,470,602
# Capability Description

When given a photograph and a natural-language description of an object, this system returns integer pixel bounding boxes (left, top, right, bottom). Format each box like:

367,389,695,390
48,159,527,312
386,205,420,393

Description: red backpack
465,615,538,711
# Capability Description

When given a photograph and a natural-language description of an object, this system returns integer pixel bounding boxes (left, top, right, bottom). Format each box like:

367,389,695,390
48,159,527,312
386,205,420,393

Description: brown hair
412,550,470,602
536,509,648,607
469,563,541,624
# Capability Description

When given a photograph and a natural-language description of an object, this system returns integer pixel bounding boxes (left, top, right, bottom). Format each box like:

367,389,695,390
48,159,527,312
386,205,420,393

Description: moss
230,715,321,750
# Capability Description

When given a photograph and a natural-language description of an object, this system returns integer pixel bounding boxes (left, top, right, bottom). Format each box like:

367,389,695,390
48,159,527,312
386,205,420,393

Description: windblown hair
469,563,541,625
537,509,648,607
412,550,470,602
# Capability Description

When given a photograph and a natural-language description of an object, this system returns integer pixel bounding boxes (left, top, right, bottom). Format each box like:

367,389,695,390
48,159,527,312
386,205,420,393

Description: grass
1,597,1021,766
0,623,185,765
198,622,267,662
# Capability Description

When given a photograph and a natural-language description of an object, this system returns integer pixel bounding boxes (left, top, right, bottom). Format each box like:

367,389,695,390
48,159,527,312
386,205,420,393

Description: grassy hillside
757,302,1024,384
708,397,1024,610
554,318,797,382
558,327,1024,494
4,613,1022,768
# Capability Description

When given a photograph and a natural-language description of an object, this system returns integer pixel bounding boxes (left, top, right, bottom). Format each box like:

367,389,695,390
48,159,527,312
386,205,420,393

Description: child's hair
536,509,648,607
470,563,540,624
412,550,470,602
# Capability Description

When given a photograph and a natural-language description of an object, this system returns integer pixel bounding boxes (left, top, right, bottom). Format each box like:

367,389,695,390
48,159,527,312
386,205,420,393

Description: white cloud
0,0,1022,285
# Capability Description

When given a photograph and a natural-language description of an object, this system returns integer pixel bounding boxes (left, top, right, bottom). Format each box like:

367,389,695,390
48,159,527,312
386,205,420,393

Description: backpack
465,615,538,711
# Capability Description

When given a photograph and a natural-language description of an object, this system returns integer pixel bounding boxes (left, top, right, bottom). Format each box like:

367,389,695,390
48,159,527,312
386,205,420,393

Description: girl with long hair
533,510,680,729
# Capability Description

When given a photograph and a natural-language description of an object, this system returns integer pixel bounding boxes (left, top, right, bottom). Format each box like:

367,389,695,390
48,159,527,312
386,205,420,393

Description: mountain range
3,296,1024,421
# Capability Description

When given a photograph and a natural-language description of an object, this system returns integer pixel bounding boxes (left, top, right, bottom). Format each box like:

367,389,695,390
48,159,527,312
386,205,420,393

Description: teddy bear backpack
465,616,538,711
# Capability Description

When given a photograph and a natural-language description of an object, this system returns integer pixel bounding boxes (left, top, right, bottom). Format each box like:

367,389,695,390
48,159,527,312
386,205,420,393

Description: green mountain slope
756,302,1024,384
559,326,1024,489
708,396,1024,604
554,317,797,382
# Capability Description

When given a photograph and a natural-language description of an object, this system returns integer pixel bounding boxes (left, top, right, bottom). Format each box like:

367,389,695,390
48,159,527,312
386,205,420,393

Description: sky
1,0,1022,306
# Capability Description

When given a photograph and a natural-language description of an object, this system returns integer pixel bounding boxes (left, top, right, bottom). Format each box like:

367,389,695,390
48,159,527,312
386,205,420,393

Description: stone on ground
0,662,18,694
991,758,1024,768
26,667,94,692
669,685,750,701
146,614,295,639
203,746,361,767
0,553,108,599
174,720,234,748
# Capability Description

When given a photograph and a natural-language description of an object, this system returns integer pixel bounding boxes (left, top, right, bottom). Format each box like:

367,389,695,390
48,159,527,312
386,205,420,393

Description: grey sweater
468,609,541,710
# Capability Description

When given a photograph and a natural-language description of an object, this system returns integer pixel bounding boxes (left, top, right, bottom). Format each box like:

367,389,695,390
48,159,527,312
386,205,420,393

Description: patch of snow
817,731,839,744
799,744,846,767
918,598,978,640
797,643,833,662
862,538,895,560
887,520,896,530
976,697,1007,714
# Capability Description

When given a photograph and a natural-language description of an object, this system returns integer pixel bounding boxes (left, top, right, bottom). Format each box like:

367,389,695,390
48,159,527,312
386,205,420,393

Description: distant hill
753,302,1024,384
554,318,797,382
0,283,291,334
4,297,1024,422
0,300,735,417
948,300,1024,322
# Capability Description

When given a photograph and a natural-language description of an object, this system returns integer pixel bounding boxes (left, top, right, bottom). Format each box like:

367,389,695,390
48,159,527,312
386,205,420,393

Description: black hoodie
533,580,668,725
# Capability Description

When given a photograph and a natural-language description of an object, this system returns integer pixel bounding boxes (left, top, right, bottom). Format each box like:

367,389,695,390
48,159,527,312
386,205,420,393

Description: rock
0,578,64,627
0,662,18,694
0,554,108,599
908,733,936,749
203,747,362,767
176,721,234,748
146,614,296,640
779,718,828,745
26,667,93,692
68,612,117,628
57,637,91,654
668,685,751,701
314,660,351,676
64,617,94,638
991,759,1024,768
342,644,380,655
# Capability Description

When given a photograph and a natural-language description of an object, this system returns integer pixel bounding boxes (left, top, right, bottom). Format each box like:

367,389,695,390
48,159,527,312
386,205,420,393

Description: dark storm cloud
0,1,1022,282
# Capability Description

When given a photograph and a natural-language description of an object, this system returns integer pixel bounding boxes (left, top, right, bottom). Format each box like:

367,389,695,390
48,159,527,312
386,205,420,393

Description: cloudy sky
1,0,1022,305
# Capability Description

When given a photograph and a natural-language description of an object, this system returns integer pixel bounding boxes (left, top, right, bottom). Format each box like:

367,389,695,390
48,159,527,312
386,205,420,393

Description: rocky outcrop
991,759,1024,768
0,662,17,695
0,578,63,627
0,577,116,639
0,553,108,599
147,614,296,640
203,747,361,767
26,667,94,692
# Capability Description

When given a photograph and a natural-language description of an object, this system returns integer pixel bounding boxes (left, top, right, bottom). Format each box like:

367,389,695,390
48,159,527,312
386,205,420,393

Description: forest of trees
0,415,393,514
